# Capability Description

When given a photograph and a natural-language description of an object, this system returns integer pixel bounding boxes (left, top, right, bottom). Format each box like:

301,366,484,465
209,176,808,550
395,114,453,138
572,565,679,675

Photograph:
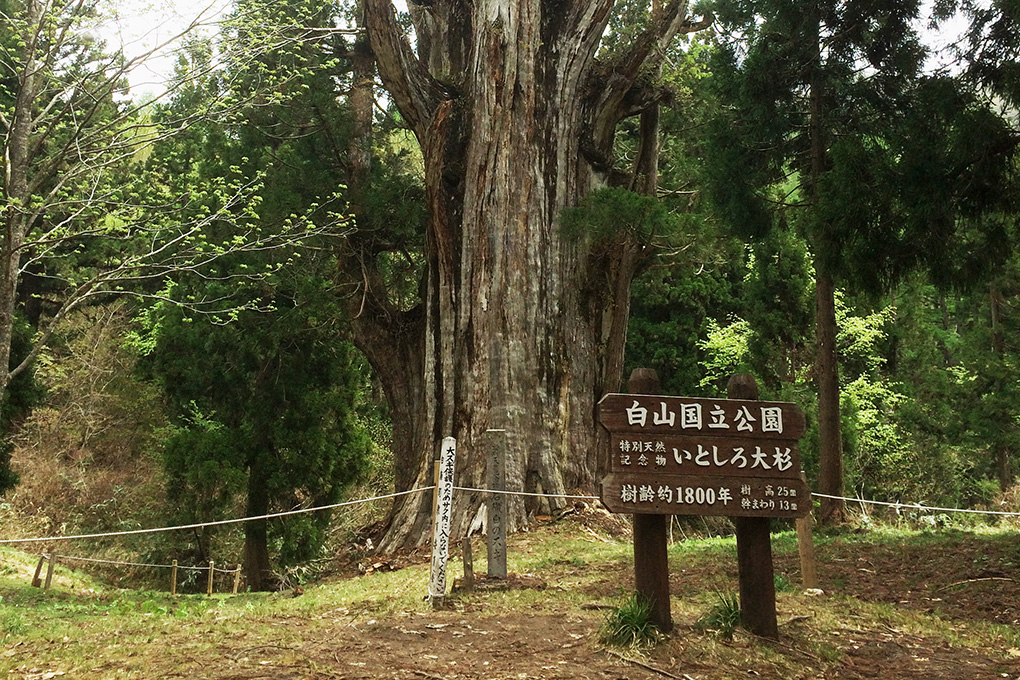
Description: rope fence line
50,554,245,574
0,487,433,546
51,554,207,571
12,480,1020,598
812,492,1020,518
5,486,1019,551
454,486,601,501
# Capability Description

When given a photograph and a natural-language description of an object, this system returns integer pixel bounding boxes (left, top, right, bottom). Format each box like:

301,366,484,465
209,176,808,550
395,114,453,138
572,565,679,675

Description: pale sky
104,0,970,95
97,0,230,94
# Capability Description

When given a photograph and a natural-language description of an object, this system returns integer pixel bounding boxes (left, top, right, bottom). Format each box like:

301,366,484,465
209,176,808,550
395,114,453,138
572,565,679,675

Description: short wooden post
171,560,178,596
728,374,779,640
487,331,509,582
796,472,819,589
628,368,673,633
207,561,215,597
31,554,45,588
462,537,474,592
43,552,57,591
232,564,242,595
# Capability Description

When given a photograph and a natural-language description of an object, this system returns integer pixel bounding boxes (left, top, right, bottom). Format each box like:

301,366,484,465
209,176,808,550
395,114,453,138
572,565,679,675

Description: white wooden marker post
429,437,457,607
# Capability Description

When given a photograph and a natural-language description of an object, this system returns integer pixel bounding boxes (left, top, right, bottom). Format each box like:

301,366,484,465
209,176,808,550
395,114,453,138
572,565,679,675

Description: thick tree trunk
815,271,845,524
377,23,606,548
243,456,275,591
363,0,705,550
807,4,845,525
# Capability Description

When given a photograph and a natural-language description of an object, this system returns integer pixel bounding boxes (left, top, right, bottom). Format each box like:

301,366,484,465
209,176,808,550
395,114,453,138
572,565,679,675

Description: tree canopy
1,0,1019,577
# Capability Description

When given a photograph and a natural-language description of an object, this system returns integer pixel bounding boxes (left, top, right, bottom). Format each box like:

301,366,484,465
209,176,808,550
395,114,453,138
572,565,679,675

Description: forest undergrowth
2,505,1020,680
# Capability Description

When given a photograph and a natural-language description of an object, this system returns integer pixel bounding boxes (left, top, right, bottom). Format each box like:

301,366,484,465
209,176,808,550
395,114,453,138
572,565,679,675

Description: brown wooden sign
601,472,811,518
599,393,807,520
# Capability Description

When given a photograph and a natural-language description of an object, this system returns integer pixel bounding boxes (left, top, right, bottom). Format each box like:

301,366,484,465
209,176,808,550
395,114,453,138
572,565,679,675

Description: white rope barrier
453,486,600,501
0,487,433,545
811,492,1020,518
457,486,1020,519
6,483,1018,553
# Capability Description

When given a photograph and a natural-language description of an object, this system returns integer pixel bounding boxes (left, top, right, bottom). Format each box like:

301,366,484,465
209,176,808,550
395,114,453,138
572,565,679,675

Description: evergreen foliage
143,284,371,576
128,0,374,587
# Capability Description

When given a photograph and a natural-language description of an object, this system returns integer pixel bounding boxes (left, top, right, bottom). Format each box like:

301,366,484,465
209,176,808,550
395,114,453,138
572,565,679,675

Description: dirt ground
125,522,1020,680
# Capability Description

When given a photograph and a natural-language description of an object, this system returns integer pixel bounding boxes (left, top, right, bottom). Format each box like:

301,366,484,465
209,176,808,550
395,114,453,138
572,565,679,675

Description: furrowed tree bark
362,0,708,550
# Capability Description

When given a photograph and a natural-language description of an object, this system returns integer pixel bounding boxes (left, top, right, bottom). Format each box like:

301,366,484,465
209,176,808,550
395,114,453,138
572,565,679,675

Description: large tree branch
587,0,712,150
364,0,448,141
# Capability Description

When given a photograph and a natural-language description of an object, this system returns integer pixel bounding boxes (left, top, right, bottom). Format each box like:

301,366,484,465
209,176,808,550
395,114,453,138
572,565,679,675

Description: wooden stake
43,552,57,591
429,440,457,608
32,554,45,588
628,368,673,633
728,374,779,640
796,472,819,590
232,564,242,595
462,537,474,592
171,560,178,597
207,561,215,597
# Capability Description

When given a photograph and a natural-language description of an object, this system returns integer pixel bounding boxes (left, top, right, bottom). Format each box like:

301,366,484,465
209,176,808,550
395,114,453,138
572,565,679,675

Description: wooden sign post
429,437,457,607
796,471,819,590
728,374,777,639
627,369,673,633
599,372,809,640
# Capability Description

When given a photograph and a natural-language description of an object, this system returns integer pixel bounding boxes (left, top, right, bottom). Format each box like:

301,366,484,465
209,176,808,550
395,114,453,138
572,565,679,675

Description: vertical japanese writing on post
429,437,457,599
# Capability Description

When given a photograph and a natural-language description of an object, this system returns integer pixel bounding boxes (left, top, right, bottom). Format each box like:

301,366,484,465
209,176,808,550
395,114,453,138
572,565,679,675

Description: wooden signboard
602,373,807,641
598,393,809,519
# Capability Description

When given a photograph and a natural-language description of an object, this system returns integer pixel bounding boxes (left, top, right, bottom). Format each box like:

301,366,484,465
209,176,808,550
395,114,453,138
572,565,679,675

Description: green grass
2,521,1019,679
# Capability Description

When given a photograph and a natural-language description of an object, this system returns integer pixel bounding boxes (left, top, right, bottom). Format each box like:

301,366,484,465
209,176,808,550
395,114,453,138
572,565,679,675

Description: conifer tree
704,0,930,523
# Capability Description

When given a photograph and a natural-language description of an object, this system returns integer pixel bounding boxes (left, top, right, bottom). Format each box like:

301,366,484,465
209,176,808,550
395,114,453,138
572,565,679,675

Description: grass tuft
697,590,742,639
598,592,661,648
